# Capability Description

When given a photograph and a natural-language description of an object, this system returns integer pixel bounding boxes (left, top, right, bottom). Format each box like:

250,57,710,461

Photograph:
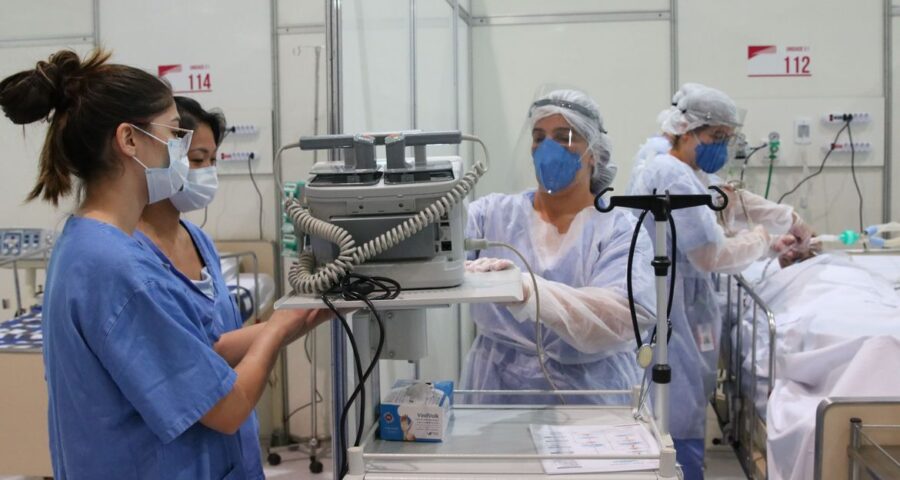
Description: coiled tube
286,160,488,294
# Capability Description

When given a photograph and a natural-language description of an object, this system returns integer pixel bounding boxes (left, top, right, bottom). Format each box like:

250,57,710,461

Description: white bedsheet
229,272,276,314
219,257,276,317
767,336,900,480
726,254,900,480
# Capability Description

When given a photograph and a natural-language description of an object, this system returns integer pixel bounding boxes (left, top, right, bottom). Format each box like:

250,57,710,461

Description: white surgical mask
170,166,218,212
130,123,193,204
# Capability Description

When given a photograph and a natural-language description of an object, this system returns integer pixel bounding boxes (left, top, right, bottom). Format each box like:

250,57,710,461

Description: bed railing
218,250,261,322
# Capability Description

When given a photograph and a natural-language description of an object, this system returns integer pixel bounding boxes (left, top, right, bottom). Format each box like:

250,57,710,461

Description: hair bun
0,50,82,125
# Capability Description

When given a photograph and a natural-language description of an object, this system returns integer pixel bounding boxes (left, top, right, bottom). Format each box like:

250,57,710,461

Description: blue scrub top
42,216,246,479
134,221,264,480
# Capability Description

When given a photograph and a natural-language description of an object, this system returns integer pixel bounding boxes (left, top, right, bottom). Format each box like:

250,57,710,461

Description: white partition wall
470,7,672,196
679,0,888,235
0,0,95,334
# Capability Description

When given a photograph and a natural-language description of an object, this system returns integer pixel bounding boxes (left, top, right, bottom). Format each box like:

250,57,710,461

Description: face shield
511,85,615,196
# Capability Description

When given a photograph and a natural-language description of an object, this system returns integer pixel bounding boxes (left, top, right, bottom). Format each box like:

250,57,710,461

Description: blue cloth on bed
0,306,43,350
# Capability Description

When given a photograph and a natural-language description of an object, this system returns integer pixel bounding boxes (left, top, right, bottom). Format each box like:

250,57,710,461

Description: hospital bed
0,239,277,477
815,397,900,480
217,240,279,323
714,251,900,480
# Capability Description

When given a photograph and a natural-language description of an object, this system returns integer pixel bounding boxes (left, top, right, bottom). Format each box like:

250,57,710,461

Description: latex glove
778,248,802,268
465,257,515,273
778,234,819,268
770,234,798,255
788,214,814,245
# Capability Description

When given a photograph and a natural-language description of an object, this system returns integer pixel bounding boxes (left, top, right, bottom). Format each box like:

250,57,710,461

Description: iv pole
594,186,728,436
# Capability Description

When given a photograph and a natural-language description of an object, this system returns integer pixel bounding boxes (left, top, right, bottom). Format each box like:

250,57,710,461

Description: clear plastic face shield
511,85,610,196
702,107,747,183
670,106,744,183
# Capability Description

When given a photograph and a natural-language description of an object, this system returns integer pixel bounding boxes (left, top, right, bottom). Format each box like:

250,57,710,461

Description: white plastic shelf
275,268,524,310
348,405,677,479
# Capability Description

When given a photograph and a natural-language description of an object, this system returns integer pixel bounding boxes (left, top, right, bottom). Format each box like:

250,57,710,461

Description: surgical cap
529,89,616,194
658,84,740,136
670,82,705,106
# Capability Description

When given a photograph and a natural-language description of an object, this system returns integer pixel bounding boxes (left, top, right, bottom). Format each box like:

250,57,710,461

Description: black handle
594,186,728,219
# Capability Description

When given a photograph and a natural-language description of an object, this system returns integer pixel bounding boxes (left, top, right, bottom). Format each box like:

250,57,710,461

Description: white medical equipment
284,131,480,294
813,221,900,250
0,229,54,261
0,229,54,315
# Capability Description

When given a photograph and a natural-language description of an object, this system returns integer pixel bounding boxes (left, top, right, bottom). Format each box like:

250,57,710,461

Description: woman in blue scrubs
0,50,327,479
135,96,288,479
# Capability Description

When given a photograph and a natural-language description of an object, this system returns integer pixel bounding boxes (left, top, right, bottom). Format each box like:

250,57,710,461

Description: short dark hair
173,96,227,146
0,49,173,205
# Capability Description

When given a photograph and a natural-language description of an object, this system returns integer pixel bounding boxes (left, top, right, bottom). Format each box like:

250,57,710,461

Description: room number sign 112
748,45,812,78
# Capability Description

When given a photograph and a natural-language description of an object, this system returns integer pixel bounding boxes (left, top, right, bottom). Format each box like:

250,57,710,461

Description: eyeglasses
149,122,193,140
697,128,737,145
532,128,585,149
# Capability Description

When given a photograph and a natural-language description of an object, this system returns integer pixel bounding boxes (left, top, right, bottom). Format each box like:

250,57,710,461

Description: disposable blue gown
461,191,656,405
627,152,769,440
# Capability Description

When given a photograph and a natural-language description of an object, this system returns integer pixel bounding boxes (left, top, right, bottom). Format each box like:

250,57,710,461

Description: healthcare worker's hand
770,234,797,255
269,308,332,346
778,233,818,268
789,214,814,245
465,258,515,273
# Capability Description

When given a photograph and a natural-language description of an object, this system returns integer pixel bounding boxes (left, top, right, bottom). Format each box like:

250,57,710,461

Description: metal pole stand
594,186,728,437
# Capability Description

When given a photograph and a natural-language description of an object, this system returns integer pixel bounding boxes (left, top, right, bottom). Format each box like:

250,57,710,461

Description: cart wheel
309,456,324,474
712,438,722,445
267,452,282,466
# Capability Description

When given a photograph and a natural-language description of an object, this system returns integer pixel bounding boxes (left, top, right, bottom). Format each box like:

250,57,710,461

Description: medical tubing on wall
285,136,490,294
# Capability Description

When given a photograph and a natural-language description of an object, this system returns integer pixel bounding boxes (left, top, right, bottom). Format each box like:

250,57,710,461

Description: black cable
335,276,397,441
321,273,399,479
665,212,677,342
627,209,650,347
247,155,264,240
626,207,675,348
739,144,767,184
777,121,850,204
200,206,208,229
847,122,864,233
322,295,365,479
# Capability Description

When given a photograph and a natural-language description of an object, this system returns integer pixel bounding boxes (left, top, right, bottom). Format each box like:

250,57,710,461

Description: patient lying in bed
742,253,900,480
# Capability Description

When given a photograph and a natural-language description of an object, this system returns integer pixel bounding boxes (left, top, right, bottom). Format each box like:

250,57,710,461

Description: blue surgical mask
693,134,729,173
130,124,192,204
532,139,582,194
